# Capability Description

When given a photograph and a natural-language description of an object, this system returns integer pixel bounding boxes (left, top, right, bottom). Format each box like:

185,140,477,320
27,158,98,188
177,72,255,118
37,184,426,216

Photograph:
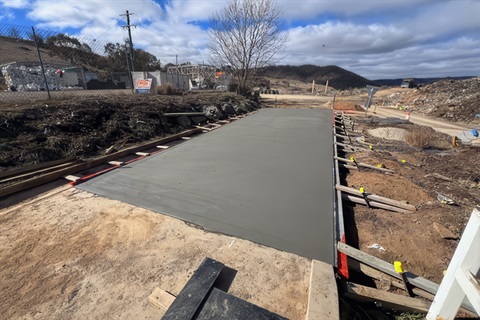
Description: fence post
426,208,480,319
31,26,51,99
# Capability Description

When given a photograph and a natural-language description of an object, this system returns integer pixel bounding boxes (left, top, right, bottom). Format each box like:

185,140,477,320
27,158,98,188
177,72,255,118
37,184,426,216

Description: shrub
156,83,179,95
405,126,436,148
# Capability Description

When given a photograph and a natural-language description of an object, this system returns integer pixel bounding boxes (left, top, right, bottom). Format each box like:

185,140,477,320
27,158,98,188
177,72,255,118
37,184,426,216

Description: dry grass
405,126,437,148
156,83,180,95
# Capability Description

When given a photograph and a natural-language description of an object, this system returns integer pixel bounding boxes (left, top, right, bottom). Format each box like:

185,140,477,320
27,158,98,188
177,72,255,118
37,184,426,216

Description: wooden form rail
337,242,477,314
0,128,202,198
0,160,77,184
0,157,76,180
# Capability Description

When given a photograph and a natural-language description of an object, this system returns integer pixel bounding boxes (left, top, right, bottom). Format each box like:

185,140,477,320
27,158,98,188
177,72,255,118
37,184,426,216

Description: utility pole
121,10,136,72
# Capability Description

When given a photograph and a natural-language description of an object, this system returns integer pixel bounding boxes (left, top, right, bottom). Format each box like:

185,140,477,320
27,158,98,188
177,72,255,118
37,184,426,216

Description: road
370,106,479,143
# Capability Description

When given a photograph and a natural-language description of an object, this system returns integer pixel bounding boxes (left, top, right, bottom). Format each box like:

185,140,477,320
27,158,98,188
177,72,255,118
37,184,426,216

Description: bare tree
209,0,287,94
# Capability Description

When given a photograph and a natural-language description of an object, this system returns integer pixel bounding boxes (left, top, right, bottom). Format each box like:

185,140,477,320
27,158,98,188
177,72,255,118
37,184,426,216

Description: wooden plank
161,257,224,320
433,222,458,239
0,157,76,180
196,288,288,320
345,282,431,313
108,161,124,165
156,145,170,149
149,287,176,310
337,242,440,295
162,112,206,117
334,156,394,173
306,260,339,320
0,161,76,184
135,152,150,156
336,185,416,212
64,175,81,182
335,144,358,151
181,137,192,140
0,128,202,198
342,194,412,213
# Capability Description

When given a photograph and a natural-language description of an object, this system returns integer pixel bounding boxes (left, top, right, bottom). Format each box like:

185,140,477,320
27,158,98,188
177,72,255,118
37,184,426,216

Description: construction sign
135,79,153,94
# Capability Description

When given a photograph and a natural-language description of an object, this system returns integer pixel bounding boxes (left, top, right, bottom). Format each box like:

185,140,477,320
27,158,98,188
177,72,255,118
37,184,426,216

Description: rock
232,104,248,114
190,116,207,125
203,106,224,120
220,103,236,115
176,115,192,128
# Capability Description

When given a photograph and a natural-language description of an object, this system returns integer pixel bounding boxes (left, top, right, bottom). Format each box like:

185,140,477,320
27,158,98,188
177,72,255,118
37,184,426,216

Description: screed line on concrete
78,108,335,264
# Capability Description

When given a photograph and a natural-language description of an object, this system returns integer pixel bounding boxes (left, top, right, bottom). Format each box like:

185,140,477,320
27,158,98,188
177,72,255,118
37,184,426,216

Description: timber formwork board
78,109,335,264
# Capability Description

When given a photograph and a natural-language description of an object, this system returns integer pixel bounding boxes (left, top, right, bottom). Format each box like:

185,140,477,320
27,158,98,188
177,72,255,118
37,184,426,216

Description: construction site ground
1,87,479,319
264,91,480,287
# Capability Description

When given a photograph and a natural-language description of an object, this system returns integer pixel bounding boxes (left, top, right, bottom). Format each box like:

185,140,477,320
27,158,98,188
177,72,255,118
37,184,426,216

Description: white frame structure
427,208,480,319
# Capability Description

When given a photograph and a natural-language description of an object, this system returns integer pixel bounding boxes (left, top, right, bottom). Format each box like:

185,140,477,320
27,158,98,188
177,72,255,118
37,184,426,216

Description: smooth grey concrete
78,108,335,264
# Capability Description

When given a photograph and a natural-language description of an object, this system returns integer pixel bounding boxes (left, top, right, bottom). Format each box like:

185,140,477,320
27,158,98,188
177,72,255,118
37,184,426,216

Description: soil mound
386,77,480,123
0,92,260,169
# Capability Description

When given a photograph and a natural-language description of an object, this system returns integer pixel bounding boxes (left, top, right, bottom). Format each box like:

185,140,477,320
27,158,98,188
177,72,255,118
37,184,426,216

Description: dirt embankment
0,92,260,169
343,119,480,284
383,77,480,123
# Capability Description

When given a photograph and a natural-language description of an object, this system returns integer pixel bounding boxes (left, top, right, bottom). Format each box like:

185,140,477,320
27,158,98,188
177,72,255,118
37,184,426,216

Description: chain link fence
0,23,133,103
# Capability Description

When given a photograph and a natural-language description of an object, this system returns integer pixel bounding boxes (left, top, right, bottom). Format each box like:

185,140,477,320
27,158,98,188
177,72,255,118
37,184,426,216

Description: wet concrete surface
78,108,335,264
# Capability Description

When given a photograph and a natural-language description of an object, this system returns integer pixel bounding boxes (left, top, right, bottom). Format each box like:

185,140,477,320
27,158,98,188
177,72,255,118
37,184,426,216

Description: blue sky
1,0,479,79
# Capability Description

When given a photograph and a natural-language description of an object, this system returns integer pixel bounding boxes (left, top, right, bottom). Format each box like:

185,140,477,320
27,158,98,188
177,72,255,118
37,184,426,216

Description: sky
0,0,479,80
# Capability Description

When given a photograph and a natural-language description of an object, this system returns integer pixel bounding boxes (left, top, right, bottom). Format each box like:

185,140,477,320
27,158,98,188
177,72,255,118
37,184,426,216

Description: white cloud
0,0,29,9
7,0,480,78
0,9,15,20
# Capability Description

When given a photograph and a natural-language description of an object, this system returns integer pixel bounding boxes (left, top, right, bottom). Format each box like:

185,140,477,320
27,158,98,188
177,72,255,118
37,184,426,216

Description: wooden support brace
156,145,170,149
181,137,192,140
135,152,150,156
337,242,472,308
341,193,412,213
335,156,394,173
345,282,431,313
336,185,416,211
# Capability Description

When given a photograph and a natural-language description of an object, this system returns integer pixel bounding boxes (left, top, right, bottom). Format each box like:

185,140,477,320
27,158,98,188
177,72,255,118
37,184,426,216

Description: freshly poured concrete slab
78,108,335,264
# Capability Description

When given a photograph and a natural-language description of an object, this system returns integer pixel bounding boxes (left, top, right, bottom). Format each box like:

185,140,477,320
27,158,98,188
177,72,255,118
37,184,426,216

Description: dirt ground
0,186,310,319
264,90,480,302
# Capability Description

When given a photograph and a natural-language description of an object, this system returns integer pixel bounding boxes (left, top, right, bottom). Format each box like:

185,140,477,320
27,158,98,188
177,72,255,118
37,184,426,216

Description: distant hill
374,76,476,87
256,64,378,90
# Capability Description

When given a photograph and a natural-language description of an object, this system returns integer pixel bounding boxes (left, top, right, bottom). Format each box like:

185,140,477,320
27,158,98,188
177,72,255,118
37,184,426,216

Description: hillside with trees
256,64,377,90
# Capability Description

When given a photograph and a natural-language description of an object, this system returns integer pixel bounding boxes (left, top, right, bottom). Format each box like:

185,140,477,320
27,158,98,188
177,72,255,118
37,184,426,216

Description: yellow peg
350,156,355,162
369,145,373,150
359,187,365,193
394,261,404,273
401,159,406,163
